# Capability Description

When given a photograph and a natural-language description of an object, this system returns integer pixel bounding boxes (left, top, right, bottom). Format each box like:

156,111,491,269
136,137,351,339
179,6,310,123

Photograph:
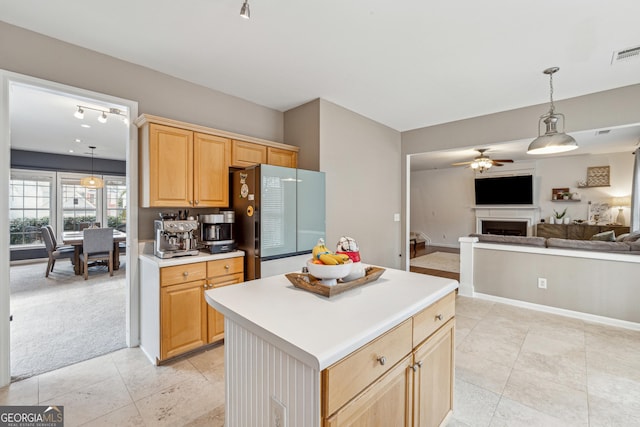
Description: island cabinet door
160,279,207,360
324,355,413,427
412,318,455,427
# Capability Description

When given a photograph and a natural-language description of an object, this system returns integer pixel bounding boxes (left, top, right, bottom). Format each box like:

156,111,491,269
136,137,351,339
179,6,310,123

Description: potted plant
562,191,572,200
551,208,567,224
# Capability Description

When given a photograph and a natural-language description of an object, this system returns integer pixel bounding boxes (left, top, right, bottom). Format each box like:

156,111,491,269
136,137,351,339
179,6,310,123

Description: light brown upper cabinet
231,140,298,168
231,140,267,167
267,146,298,168
139,123,230,208
137,114,299,207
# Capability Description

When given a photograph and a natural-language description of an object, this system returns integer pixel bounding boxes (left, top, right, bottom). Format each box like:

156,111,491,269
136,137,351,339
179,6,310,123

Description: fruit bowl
306,259,353,286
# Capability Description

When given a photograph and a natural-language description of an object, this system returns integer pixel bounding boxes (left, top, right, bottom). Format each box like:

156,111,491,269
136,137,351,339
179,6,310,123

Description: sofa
459,231,640,327
469,231,640,254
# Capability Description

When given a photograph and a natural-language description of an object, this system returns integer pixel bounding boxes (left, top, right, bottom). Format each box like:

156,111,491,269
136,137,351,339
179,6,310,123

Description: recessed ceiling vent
612,45,640,64
596,129,611,136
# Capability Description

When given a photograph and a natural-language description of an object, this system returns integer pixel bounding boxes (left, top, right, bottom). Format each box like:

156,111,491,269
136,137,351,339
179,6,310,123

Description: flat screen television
474,175,533,205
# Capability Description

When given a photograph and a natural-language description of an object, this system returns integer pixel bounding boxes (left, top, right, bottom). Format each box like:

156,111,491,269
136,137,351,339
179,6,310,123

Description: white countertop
139,250,244,267
205,267,458,370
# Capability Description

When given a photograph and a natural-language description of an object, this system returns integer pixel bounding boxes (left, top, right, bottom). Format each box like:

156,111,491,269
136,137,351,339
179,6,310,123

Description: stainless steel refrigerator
232,165,326,280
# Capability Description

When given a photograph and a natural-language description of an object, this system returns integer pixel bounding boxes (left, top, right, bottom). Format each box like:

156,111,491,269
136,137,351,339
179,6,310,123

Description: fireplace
481,220,528,236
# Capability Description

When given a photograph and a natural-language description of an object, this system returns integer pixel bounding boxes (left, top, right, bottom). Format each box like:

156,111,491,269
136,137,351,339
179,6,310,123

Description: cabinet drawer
207,257,244,278
160,262,207,287
412,291,455,347
322,319,412,417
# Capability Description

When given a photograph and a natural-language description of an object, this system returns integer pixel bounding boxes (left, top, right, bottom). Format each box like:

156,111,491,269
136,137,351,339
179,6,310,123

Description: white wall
536,152,634,224
319,100,402,268
410,152,634,246
410,167,475,247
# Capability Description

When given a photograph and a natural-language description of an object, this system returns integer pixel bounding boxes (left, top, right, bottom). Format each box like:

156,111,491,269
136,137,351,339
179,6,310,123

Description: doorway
0,70,140,385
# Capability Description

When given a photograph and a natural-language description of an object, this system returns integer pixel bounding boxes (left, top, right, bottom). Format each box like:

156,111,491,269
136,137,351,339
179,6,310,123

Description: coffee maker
199,211,237,254
154,219,200,258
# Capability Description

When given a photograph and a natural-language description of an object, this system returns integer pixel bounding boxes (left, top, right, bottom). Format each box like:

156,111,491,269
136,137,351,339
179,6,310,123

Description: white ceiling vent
611,45,640,64
596,129,611,136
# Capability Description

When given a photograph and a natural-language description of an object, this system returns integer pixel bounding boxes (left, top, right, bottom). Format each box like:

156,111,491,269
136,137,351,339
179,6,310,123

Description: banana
329,253,350,263
312,238,331,260
319,254,340,265
312,239,352,265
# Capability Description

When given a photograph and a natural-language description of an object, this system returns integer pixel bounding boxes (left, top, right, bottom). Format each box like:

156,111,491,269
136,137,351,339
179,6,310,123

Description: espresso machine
154,218,200,258
199,211,237,254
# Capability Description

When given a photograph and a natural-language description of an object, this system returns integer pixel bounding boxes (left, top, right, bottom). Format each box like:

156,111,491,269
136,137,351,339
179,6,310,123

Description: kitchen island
206,267,458,427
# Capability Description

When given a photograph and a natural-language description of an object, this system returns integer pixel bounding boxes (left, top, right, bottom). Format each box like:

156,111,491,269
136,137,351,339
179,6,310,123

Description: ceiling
2,0,640,164
10,83,129,161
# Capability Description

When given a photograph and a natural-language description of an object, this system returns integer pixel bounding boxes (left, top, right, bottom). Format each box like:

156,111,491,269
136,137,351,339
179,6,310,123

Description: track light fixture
240,0,250,19
527,67,578,155
73,104,128,125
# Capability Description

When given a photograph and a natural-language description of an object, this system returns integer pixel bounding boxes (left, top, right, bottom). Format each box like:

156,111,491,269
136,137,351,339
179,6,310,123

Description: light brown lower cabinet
206,257,244,343
159,258,243,361
322,292,455,427
160,279,208,360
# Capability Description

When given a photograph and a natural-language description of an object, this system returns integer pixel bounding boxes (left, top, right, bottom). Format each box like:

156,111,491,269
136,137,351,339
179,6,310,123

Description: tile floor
1,295,639,426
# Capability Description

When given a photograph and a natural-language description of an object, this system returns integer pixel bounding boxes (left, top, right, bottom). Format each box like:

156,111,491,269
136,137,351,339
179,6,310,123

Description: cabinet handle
435,314,443,321
195,200,199,205
183,271,189,277
224,265,230,270
412,361,423,372
189,200,193,205
377,356,386,366
203,283,207,289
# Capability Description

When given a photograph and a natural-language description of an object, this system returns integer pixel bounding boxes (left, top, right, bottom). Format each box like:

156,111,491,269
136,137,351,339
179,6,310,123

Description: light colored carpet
9,258,126,380
410,252,460,273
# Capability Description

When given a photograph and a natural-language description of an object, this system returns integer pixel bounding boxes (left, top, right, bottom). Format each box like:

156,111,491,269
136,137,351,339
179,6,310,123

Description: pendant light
80,146,104,189
240,0,250,19
527,67,578,155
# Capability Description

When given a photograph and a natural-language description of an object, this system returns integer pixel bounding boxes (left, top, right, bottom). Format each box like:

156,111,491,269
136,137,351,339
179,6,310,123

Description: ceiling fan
451,148,513,173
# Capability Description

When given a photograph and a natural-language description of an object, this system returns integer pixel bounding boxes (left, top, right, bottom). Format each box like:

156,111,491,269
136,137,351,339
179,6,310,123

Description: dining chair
79,227,114,280
41,226,74,277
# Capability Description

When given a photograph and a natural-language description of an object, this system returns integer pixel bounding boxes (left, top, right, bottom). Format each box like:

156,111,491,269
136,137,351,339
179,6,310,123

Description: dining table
62,230,127,275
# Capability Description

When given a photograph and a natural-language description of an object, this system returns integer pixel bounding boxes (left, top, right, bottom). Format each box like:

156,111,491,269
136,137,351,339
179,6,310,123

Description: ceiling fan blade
493,163,504,166
493,159,514,163
451,161,473,166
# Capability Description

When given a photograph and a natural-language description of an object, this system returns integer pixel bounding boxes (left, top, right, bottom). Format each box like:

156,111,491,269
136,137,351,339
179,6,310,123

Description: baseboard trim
473,292,640,331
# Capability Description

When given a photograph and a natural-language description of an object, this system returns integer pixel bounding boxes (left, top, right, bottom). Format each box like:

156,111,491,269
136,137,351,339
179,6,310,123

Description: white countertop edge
139,250,244,267
206,279,458,371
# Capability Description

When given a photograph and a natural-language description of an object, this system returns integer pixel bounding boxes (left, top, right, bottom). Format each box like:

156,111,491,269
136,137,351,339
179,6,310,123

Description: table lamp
611,196,631,225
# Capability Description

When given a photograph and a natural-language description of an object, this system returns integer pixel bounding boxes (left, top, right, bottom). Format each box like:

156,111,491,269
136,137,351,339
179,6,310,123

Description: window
104,176,127,232
9,170,55,247
10,170,125,249
59,174,101,232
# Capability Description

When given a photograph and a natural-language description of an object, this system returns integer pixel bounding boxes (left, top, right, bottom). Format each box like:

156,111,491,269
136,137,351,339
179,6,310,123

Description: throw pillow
616,233,629,242
591,230,615,241
623,231,640,242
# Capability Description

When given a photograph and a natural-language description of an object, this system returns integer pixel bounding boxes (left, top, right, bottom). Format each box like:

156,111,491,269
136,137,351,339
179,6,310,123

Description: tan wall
0,21,285,240
284,99,320,171
474,248,640,323
402,84,640,156
319,99,402,268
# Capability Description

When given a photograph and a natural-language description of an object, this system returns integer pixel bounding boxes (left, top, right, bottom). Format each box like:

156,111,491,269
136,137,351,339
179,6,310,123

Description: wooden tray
285,266,386,297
